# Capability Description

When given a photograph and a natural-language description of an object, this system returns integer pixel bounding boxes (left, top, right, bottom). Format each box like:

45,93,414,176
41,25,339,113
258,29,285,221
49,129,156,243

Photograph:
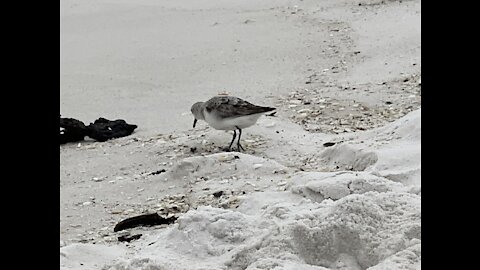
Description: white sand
60,0,421,269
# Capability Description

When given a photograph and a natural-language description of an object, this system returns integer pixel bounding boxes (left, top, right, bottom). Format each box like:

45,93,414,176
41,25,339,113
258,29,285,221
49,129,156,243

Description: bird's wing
205,96,273,118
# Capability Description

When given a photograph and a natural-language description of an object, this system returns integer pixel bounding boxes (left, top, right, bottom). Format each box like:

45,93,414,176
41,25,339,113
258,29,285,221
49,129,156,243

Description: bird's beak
193,118,198,128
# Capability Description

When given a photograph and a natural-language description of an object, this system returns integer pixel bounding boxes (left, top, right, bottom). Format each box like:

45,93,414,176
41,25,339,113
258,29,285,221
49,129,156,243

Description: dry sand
60,0,421,269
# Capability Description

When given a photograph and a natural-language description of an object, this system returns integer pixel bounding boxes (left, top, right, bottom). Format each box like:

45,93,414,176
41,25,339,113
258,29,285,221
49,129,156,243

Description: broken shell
92,177,104,182
289,100,302,105
297,109,312,114
217,154,236,162
296,113,309,120
253,164,263,169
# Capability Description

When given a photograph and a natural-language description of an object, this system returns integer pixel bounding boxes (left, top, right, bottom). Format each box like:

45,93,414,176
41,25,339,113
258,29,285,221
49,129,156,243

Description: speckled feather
204,96,275,119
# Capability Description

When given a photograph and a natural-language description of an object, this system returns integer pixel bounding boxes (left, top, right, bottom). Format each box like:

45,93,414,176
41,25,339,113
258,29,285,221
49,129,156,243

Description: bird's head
191,102,205,128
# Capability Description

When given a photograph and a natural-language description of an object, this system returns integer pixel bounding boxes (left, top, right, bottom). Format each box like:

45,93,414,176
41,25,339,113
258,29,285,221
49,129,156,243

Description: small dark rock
385,101,393,105
190,147,197,153
118,234,142,243
150,169,166,176
213,191,224,197
323,142,336,147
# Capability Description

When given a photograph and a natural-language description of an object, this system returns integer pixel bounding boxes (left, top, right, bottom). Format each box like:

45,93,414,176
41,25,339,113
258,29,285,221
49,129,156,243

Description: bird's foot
237,143,245,152
221,146,244,152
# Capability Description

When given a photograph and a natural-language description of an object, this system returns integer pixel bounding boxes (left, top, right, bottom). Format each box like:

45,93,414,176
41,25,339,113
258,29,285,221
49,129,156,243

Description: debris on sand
113,213,177,232
117,234,142,243
60,116,137,144
87,118,137,142
60,117,88,144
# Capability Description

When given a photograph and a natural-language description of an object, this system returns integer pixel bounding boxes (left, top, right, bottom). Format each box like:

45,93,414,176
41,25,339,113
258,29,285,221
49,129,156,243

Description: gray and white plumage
191,96,275,151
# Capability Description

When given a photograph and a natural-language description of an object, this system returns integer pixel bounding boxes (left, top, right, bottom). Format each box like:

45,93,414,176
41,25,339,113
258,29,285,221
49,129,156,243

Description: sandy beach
60,0,421,269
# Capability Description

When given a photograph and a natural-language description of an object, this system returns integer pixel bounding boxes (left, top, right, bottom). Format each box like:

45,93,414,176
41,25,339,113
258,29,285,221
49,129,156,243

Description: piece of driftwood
113,213,177,232
213,191,224,197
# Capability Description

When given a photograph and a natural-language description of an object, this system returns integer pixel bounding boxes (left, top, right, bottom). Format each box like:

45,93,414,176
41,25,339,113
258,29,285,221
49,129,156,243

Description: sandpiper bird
191,96,276,151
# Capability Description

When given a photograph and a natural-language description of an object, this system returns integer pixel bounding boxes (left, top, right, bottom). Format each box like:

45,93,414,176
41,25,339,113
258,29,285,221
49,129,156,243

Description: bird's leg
236,127,245,152
226,130,236,151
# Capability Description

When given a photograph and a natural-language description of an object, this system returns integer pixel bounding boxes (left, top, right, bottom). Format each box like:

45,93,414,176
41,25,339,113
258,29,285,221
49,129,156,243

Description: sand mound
151,152,291,210
289,171,409,202
163,152,289,181
368,109,421,187
61,108,421,270
98,191,420,270
367,243,421,270
291,192,420,269
318,144,378,171
60,243,127,269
